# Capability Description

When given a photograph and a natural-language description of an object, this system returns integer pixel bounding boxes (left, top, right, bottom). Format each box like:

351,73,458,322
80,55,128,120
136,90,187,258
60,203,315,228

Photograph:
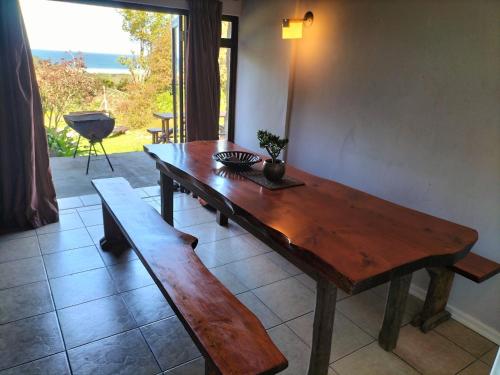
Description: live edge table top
145,141,478,294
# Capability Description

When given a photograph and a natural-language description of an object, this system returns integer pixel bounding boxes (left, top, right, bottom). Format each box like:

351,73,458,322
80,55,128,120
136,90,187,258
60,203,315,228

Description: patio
50,152,159,198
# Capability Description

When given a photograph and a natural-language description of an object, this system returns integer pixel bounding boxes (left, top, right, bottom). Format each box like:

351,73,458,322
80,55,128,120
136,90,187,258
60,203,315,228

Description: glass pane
221,21,232,39
218,47,230,140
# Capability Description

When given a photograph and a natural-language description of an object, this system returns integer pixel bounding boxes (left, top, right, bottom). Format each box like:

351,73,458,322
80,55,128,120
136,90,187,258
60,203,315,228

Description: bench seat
92,177,287,375
451,252,500,283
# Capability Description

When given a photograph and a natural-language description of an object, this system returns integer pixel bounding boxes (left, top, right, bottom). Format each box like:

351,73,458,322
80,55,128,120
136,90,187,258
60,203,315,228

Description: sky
20,0,140,54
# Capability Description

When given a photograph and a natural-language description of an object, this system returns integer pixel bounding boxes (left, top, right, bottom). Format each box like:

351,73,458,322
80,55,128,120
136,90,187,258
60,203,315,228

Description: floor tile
79,194,101,206
57,196,84,210
0,281,53,324
335,290,387,337
0,312,64,371
36,212,84,235
121,285,174,326
38,228,93,254
221,254,291,289
49,268,117,309
77,204,102,212
174,207,215,228
134,188,149,198
68,329,160,375
263,252,302,276
164,357,204,375
181,221,245,244
332,341,418,375
141,316,200,371
142,185,160,197
457,360,492,375
194,234,268,268
78,208,103,227
209,266,249,294
480,346,498,366
173,194,202,211
254,277,316,321
58,295,137,348
0,229,36,243
86,224,104,244
0,257,46,290
107,259,154,292
267,324,336,375
0,352,70,375
237,291,282,329
0,236,40,264
287,311,374,363
43,245,104,279
434,319,495,357
394,324,475,374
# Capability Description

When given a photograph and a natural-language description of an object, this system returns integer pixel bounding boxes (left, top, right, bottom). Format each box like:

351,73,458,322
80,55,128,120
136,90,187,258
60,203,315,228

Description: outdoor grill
63,112,115,174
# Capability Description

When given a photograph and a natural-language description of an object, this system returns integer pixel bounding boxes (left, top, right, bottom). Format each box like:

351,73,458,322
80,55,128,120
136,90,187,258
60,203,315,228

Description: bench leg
160,172,174,226
378,273,412,351
100,204,128,252
216,211,228,227
308,277,337,375
411,267,454,332
205,359,218,375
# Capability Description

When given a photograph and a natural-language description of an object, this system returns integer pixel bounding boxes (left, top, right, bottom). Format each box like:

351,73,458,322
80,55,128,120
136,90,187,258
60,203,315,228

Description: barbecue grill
63,112,115,174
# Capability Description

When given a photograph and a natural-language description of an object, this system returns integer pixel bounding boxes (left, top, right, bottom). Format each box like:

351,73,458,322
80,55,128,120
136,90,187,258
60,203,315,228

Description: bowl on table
212,151,261,170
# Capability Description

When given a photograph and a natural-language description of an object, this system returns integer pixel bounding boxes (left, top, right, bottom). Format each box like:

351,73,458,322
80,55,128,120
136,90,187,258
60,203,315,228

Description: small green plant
257,130,289,163
46,127,77,157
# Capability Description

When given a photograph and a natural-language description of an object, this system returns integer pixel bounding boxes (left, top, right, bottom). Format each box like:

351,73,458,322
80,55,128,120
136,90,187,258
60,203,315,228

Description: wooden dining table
144,140,478,375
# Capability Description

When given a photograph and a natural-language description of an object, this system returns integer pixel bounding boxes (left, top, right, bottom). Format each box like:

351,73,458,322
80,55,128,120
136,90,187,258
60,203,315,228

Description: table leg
308,277,337,375
216,211,228,227
411,267,454,332
160,172,174,225
378,273,412,351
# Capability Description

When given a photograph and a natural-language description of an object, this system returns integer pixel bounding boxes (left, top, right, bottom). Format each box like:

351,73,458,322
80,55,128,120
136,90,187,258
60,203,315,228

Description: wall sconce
282,11,314,39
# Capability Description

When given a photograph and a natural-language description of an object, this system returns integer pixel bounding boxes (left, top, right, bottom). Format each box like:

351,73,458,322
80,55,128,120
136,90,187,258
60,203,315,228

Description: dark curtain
0,0,58,232
186,0,222,141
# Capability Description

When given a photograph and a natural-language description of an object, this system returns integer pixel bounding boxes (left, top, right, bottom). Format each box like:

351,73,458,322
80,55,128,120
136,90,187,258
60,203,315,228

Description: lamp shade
282,19,303,39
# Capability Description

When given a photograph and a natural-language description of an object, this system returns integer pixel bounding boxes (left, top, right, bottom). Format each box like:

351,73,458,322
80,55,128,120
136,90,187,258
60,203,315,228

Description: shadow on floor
50,152,159,198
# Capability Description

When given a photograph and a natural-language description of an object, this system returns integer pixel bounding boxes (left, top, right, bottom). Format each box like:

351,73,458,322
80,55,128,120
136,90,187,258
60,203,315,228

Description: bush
46,127,77,157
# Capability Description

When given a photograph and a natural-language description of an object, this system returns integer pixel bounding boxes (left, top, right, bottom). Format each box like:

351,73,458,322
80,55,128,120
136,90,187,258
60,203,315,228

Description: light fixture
282,11,314,40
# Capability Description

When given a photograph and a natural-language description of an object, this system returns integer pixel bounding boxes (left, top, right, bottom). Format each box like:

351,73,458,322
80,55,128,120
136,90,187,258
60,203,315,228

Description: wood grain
92,177,287,375
145,141,478,294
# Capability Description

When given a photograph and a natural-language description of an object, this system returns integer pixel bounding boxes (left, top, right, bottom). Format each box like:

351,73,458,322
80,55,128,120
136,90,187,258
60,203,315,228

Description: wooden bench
412,252,500,332
92,177,287,375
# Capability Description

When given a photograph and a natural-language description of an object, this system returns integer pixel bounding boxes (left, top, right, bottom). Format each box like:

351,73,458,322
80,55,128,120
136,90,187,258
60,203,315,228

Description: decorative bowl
212,151,261,170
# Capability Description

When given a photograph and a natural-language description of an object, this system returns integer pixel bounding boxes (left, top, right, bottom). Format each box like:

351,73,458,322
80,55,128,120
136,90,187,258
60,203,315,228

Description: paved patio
0,188,497,374
50,152,159,198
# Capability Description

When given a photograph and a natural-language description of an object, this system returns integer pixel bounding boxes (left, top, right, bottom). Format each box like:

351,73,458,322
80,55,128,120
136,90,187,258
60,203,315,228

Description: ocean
31,49,131,74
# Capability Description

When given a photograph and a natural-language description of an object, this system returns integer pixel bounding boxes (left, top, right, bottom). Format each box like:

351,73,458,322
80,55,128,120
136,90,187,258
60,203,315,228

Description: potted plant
257,130,289,182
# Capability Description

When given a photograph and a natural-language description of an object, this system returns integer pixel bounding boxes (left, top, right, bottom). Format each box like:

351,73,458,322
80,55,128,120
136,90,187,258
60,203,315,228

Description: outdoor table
144,140,478,375
153,112,174,143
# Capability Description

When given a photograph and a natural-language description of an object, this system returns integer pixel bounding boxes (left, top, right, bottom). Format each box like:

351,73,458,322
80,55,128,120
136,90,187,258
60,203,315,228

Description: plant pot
263,159,286,182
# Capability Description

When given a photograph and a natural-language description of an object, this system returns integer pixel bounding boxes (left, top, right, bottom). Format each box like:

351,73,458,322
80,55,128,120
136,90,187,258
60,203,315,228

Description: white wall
235,0,500,341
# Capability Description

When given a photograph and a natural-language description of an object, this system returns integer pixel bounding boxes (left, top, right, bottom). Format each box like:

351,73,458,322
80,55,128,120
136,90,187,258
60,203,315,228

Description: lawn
76,128,152,155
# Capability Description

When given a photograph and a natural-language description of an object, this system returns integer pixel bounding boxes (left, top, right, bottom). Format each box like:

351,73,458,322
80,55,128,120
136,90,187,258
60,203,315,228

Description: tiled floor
0,188,497,374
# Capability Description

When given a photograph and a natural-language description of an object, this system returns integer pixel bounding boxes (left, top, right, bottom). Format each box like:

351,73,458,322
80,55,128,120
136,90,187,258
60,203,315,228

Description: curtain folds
0,0,58,232
186,0,222,141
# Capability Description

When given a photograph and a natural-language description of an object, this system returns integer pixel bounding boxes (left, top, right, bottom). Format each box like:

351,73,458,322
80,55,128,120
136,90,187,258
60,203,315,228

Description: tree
35,56,98,129
117,10,173,128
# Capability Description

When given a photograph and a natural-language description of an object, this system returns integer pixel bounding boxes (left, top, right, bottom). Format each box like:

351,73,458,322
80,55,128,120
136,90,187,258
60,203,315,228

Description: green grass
76,128,152,155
